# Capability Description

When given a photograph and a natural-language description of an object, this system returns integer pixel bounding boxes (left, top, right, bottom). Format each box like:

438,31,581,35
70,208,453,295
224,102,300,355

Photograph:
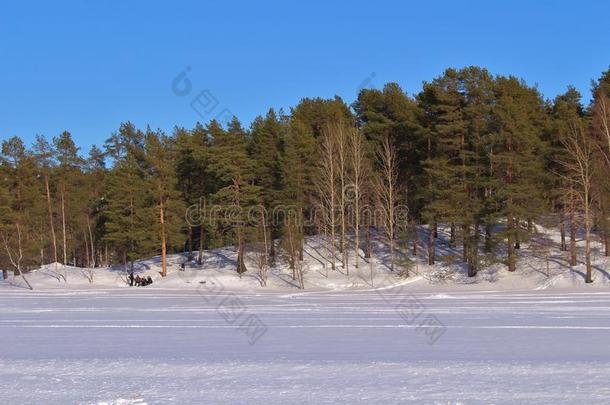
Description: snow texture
1,227,610,403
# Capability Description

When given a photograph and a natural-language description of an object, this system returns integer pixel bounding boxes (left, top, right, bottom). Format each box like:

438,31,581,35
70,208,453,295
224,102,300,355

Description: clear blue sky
1,0,609,153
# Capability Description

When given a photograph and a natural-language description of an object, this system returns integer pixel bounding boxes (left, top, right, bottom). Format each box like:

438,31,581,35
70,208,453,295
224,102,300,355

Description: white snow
1,288,610,404
1,228,610,403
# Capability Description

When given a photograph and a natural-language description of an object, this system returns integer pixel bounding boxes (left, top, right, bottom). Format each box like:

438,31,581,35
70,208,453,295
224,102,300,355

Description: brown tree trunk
462,224,469,263
44,174,58,265
87,216,95,267
412,224,418,256
299,229,304,261
198,224,205,265
61,185,67,265
559,211,567,251
237,230,247,276
427,223,435,265
159,198,168,277
468,221,480,277
569,212,577,266
507,216,516,272
84,230,90,268
514,217,520,250
585,231,592,283
484,223,492,253
269,236,276,265
188,226,193,261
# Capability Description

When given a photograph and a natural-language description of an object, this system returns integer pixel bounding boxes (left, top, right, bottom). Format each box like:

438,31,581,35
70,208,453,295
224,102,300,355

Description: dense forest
2,66,610,287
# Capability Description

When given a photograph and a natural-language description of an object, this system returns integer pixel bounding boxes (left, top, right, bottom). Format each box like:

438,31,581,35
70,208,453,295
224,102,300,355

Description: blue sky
1,0,609,152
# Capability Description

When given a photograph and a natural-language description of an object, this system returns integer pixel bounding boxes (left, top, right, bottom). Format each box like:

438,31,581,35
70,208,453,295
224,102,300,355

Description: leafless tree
281,220,304,289
558,123,596,283
2,222,33,290
347,126,370,270
316,124,338,271
335,123,349,273
375,136,400,272
592,90,610,256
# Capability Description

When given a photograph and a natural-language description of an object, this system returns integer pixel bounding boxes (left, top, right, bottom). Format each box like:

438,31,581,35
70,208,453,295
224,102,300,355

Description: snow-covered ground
1,288,610,404
2,227,610,403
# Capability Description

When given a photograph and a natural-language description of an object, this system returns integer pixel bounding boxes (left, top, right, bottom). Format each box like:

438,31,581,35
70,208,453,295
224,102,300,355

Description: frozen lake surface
1,287,610,404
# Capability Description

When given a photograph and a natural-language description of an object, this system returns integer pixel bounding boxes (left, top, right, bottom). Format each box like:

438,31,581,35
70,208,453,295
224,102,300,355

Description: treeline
1,66,610,286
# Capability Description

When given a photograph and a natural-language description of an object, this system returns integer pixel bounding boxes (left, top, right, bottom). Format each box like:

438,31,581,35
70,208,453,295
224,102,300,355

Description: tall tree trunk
584,189,592,283
427,223,435,265
484,223,492,253
412,224,418,256
44,174,58,266
354,197,360,270
188,226,193,261
61,185,67,266
514,217,521,250
159,197,168,277
559,210,567,251
569,211,577,266
507,215,516,272
84,230,90,268
299,221,304,261
87,216,95,267
269,235,276,266
198,224,205,265
468,221,480,277
237,229,247,276
585,230,592,283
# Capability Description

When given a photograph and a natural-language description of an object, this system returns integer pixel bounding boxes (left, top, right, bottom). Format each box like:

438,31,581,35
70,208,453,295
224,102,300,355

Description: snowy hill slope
2,225,610,292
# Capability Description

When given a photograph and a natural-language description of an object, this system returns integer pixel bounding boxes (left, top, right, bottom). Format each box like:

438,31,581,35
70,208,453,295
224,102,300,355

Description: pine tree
103,124,156,273
53,131,85,268
249,109,286,261
491,76,549,272
281,116,317,264
144,129,186,277
591,69,610,257
550,87,584,259
208,117,260,275
0,137,44,288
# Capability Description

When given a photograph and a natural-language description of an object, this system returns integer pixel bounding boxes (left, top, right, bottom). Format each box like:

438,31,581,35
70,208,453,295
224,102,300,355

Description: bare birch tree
336,123,349,273
282,219,304,289
558,123,595,283
375,136,400,272
316,124,338,271
347,126,370,270
592,90,610,256
2,223,33,290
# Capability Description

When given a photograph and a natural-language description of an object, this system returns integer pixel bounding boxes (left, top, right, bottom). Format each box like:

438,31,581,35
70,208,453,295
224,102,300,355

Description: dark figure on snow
146,276,153,285
134,275,141,287
128,272,134,287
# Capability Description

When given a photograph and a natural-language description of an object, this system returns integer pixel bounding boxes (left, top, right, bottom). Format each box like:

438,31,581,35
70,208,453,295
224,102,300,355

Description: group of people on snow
128,273,153,287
